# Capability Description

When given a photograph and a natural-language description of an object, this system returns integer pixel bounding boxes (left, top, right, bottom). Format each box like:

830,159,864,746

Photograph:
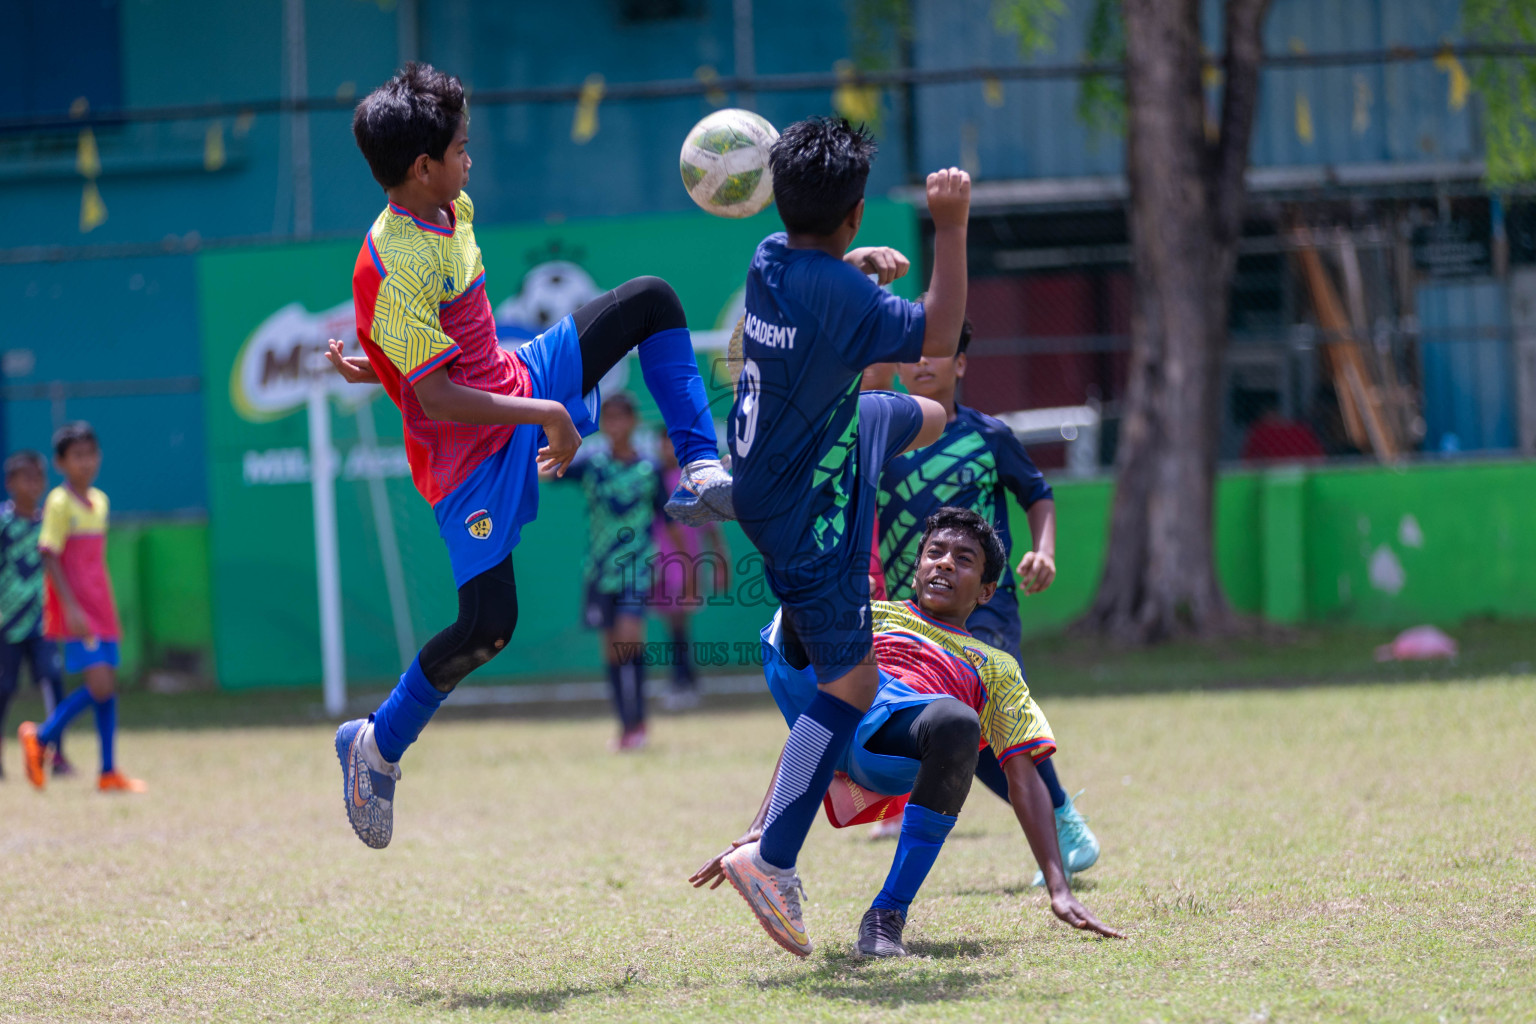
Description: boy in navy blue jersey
878,317,1101,884
711,116,970,956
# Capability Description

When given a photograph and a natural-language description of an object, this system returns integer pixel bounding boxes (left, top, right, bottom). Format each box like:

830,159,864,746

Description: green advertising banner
197,200,919,689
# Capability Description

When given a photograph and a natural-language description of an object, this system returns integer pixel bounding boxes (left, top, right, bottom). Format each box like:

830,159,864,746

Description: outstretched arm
903,396,948,453
689,749,781,889
1003,755,1125,938
920,168,970,357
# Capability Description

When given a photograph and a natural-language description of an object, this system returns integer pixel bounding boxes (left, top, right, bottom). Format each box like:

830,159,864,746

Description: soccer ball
679,109,779,218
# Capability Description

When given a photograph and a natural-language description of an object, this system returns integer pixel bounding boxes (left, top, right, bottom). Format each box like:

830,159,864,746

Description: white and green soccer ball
679,108,779,219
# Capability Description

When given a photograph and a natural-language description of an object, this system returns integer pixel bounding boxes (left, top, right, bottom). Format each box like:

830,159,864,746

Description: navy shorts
583,580,648,631
747,391,924,685
760,610,944,796
434,316,601,588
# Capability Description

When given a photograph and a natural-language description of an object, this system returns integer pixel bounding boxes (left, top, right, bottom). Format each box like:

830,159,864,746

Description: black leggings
572,275,688,393
415,277,688,693
864,698,981,816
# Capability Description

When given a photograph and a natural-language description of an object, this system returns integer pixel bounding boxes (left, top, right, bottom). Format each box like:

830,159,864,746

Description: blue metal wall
915,0,1477,180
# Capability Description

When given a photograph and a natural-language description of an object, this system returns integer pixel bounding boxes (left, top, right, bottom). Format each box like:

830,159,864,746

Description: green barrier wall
103,521,213,684
196,202,919,689
1003,459,1536,637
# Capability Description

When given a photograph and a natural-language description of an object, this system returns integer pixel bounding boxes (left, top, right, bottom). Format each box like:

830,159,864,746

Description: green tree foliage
1465,0,1536,184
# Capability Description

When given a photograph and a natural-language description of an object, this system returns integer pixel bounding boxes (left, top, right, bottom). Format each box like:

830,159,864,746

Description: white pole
309,376,346,717
354,396,416,667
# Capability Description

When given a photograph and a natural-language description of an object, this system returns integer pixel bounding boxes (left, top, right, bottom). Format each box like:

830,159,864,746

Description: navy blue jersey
877,404,1053,602
729,233,925,564
563,451,666,593
0,501,44,644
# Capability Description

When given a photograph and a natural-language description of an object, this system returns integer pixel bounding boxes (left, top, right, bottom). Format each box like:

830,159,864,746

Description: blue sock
1036,756,1067,810
372,657,447,764
93,695,117,773
871,803,958,917
638,327,718,466
37,686,94,747
758,691,863,870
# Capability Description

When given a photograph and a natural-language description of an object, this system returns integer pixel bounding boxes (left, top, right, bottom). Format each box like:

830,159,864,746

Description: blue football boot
1031,791,1100,887
664,459,734,526
335,717,401,850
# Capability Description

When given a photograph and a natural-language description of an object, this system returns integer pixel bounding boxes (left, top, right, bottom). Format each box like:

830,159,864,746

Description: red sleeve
869,520,888,601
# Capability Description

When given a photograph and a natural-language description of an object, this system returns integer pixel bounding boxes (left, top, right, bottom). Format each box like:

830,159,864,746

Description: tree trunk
1081,0,1270,644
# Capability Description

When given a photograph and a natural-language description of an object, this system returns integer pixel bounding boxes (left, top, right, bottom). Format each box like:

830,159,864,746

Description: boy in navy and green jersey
0,451,68,779
877,318,1100,885
555,393,671,750
708,116,972,957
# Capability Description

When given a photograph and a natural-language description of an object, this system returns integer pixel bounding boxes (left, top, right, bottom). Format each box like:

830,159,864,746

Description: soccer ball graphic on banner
679,108,779,218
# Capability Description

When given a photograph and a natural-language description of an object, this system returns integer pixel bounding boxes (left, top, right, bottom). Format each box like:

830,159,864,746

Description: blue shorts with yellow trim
63,639,119,674
435,316,600,587
760,611,943,797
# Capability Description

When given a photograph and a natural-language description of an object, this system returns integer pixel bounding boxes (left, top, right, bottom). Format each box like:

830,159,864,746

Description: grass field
3,670,1534,1023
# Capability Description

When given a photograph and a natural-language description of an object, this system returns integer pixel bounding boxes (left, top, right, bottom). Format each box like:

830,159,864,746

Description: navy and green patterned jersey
728,232,925,574
0,500,45,644
878,404,1052,600
565,451,666,593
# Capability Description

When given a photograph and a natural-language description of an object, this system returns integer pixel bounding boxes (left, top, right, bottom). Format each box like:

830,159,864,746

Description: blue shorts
63,639,119,673
583,579,647,630
966,586,1023,666
760,612,942,797
435,316,601,587
748,391,924,685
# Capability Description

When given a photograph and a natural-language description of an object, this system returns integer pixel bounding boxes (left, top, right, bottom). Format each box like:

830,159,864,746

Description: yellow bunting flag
571,73,605,144
695,65,728,108
80,180,107,232
833,60,880,125
76,128,101,178
982,76,1003,108
204,121,226,172
1434,49,1470,111
1295,93,1314,145
234,110,255,138
1353,73,1373,135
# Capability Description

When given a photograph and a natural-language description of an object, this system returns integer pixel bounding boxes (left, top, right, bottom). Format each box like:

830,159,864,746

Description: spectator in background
1239,392,1326,463
652,433,730,712
0,451,70,779
18,422,145,792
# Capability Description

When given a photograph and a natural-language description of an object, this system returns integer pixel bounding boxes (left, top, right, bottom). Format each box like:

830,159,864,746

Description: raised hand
926,167,972,231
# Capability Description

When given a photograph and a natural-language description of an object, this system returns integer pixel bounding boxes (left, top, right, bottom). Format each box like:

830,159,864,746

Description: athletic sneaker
335,717,401,849
98,770,147,793
720,840,812,957
1031,792,1100,887
855,907,908,957
18,722,46,790
664,459,735,526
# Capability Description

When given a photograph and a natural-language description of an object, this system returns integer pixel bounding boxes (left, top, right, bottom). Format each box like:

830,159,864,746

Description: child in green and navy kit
18,422,145,793
0,450,69,779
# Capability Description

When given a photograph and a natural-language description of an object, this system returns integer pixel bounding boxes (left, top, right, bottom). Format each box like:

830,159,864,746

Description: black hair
4,450,45,476
53,422,97,460
602,392,637,415
957,317,973,356
352,62,467,189
768,117,877,236
919,506,1006,586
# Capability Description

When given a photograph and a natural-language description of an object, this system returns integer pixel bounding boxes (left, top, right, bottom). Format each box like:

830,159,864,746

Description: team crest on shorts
465,509,493,540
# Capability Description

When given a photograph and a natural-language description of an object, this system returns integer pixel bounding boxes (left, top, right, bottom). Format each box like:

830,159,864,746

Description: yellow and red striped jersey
352,192,531,506
38,485,119,641
872,599,1055,765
